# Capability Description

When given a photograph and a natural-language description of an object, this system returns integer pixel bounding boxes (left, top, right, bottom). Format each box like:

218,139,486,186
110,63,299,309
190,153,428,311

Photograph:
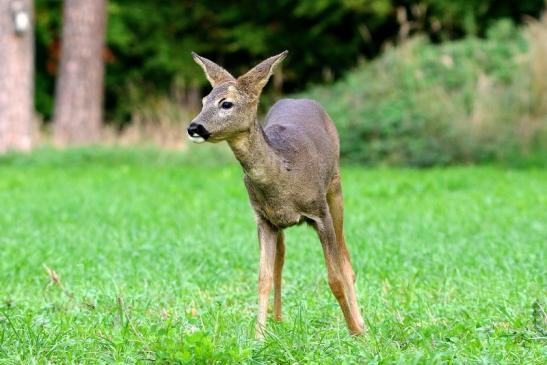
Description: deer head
187,51,288,143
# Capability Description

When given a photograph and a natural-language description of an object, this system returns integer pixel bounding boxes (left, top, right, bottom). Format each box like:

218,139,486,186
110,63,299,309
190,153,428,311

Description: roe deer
188,51,365,339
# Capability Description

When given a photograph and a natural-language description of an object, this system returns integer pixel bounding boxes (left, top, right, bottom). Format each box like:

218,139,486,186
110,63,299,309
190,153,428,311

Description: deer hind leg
326,174,365,332
273,231,285,321
255,219,278,340
313,210,364,335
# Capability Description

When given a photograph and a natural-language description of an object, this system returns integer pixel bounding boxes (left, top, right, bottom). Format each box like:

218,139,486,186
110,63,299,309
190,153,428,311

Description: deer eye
220,101,233,109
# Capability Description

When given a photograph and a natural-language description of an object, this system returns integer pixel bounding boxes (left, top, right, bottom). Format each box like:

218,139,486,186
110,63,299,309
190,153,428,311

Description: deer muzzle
187,123,211,143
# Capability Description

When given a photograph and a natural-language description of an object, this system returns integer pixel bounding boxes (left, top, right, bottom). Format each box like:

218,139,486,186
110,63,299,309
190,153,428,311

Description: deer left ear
237,50,288,99
192,52,235,87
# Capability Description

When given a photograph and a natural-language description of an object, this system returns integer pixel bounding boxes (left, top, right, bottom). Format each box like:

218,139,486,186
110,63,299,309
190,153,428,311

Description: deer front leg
314,212,364,335
255,219,278,340
273,231,285,321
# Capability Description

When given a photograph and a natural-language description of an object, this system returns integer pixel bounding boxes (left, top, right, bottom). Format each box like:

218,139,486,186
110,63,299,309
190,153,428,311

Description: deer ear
237,50,288,99
192,52,235,87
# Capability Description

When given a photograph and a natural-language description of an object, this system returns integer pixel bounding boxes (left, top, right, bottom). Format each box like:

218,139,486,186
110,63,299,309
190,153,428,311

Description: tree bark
53,0,106,145
0,0,34,153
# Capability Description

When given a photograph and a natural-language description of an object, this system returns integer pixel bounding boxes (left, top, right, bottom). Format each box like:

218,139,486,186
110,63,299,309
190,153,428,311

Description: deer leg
273,230,285,321
327,175,365,331
313,211,364,335
255,219,278,340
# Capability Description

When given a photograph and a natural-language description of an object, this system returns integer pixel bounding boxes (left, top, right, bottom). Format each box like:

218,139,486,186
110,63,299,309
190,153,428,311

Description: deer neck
228,119,283,186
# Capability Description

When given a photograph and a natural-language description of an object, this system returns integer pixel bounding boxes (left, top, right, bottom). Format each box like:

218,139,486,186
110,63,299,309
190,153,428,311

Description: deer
187,50,365,339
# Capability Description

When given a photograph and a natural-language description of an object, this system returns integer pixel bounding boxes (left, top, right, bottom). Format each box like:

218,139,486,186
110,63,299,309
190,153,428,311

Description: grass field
0,148,545,364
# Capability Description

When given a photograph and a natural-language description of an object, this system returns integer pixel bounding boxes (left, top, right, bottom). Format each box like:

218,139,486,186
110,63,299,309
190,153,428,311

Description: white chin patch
188,134,206,144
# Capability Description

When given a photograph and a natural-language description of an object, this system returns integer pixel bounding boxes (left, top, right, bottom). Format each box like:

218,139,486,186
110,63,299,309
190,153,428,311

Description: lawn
0,148,545,364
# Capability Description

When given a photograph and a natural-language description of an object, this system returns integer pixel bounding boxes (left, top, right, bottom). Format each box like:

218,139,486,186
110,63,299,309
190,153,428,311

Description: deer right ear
192,52,235,87
237,51,288,99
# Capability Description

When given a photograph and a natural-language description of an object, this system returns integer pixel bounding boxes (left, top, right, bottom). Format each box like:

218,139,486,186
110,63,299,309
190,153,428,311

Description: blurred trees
53,0,107,145
0,0,33,152
34,0,545,124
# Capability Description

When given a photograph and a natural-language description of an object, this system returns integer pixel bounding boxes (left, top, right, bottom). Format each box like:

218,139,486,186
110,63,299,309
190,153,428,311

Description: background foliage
301,19,547,166
35,0,545,123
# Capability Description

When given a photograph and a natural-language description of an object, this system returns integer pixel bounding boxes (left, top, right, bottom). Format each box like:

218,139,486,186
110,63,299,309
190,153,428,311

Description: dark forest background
35,0,545,124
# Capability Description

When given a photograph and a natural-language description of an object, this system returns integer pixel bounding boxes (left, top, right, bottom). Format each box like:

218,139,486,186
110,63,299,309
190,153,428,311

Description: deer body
188,51,364,339
237,99,338,228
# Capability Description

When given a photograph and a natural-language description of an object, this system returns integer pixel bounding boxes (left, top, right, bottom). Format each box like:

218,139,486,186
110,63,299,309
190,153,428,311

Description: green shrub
299,19,547,166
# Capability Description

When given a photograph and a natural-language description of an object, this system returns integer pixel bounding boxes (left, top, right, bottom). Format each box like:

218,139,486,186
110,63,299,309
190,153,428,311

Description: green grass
0,147,545,364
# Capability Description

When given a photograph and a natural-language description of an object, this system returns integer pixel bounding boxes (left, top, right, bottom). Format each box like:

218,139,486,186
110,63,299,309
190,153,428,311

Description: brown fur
189,51,365,339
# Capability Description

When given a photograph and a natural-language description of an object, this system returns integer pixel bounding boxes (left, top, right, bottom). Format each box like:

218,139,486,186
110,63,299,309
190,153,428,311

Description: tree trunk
53,0,106,145
0,0,34,153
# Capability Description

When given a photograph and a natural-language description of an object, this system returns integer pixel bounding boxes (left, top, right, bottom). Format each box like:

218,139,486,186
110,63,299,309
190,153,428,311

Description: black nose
187,123,210,140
